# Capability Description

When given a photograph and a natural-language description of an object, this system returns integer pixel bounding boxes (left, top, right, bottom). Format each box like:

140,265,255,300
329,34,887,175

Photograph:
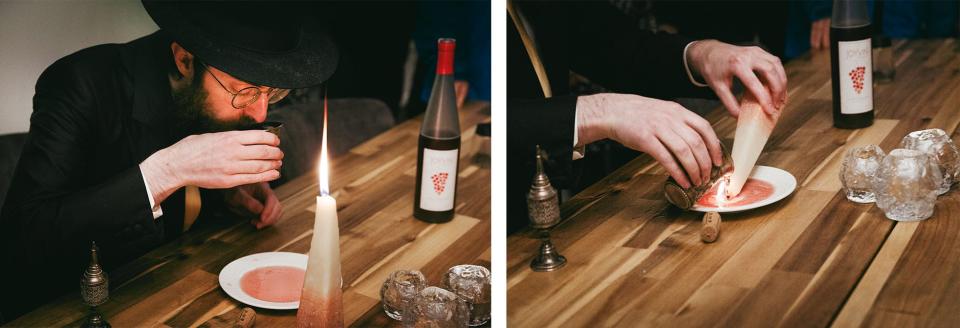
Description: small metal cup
241,121,284,137
663,143,734,210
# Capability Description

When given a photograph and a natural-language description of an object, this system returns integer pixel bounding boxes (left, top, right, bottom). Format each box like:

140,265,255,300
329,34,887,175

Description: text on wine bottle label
419,148,459,211
838,38,873,114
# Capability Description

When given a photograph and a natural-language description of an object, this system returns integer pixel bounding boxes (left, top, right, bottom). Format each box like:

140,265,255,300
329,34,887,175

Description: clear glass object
873,35,895,82
873,149,941,221
840,145,885,203
380,270,426,322
409,286,469,328
441,265,491,326
899,128,960,195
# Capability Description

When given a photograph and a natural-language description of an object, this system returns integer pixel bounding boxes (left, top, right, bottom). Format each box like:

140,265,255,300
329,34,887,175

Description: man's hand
811,18,831,50
455,80,470,109
576,93,723,189
224,182,283,229
140,130,283,204
687,40,787,117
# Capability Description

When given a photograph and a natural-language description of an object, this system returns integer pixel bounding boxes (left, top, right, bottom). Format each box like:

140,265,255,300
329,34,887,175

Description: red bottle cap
436,38,456,75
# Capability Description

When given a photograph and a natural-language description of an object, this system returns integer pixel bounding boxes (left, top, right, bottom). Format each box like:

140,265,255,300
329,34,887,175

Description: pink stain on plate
697,178,775,208
239,266,306,303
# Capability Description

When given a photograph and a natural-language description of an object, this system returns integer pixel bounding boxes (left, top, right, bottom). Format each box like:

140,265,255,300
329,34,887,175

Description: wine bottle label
838,38,873,114
419,148,459,211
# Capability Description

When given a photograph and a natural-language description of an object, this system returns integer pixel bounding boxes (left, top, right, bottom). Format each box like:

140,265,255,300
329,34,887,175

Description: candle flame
318,88,330,196
715,180,726,208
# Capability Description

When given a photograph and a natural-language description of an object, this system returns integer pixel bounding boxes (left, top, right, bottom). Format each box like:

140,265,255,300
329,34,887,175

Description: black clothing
507,1,712,233
0,31,217,320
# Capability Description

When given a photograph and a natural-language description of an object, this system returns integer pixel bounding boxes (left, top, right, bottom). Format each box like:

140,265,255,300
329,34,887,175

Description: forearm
139,147,183,205
574,94,613,147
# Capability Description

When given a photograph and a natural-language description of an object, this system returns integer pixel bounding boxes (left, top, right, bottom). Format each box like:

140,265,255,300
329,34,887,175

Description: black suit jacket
0,31,217,319
506,1,714,233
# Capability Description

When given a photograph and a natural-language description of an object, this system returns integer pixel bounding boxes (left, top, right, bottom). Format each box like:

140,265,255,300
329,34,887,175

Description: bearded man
0,1,338,319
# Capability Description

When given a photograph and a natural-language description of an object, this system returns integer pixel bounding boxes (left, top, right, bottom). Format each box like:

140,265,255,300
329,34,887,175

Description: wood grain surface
507,39,960,327
9,102,491,327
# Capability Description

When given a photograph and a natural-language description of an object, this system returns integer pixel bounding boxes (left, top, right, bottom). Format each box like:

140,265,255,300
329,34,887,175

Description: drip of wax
726,91,781,198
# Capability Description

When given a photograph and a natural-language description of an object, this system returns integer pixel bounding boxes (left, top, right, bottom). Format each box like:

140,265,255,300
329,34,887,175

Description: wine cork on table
701,212,721,243
236,307,256,328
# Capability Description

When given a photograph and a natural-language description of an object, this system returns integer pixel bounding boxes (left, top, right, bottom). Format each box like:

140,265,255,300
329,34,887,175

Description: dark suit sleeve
0,57,161,308
565,2,710,99
506,95,579,233
11,56,161,245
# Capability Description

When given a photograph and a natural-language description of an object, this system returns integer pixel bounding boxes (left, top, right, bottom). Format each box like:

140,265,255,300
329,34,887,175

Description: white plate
219,252,307,310
690,165,797,213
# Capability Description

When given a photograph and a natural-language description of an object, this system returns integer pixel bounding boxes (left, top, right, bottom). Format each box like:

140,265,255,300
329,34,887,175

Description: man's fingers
771,57,788,106
758,60,787,109
711,83,741,118
675,125,713,184
648,140,690,189
819,21,831,49
684,114,724,166
238,145,284,161
230,187,264,215
229,130,280,146
811,22,821,50
735,68,777,115
228,170,281,187
658,130,702,187
260,194,282,227
231,160,282,174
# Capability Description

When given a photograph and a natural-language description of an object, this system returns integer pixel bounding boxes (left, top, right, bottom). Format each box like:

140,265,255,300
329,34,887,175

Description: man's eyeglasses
201,62,290,109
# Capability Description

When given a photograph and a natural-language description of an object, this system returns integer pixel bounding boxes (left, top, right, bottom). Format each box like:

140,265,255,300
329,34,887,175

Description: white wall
0,0,158,135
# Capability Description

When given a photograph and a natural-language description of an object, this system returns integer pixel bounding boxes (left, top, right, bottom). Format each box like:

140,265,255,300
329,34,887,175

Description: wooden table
10,102,491,327
507,39,960,327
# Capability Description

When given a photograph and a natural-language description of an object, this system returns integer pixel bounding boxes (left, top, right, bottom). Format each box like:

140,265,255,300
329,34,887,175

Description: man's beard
171,78,256,135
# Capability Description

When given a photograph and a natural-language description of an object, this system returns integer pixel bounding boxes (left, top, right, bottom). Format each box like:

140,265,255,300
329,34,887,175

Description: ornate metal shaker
527,145,566,271
80,242,110,328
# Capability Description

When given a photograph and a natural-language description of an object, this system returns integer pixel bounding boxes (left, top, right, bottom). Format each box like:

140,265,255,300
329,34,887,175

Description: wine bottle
831,0,874,129
414,38,461,223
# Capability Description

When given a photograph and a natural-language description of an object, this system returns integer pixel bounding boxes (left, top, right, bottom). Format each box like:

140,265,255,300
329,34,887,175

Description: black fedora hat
143,1,338,89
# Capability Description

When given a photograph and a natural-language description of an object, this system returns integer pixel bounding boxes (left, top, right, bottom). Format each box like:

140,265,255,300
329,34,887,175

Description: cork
236,307,256,328
701,212,721,243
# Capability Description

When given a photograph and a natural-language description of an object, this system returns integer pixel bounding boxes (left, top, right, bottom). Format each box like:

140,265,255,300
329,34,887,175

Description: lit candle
297,96,343,327
726,92,781,198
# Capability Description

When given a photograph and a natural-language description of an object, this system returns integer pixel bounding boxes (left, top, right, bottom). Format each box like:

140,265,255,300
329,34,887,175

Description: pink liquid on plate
239,266,305,303
697,178,775,207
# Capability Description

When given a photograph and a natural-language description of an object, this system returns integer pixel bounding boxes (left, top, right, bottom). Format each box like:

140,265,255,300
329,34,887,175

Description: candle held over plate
727,91,782,198
297,94,344,328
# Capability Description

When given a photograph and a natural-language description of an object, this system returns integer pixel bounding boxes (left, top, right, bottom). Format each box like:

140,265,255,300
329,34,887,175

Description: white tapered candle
296,93,343,328
727,93,781,198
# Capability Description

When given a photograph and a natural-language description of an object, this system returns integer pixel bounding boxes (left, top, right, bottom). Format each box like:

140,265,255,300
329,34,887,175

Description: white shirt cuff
572,114,585,160
683,41,710,87
140,167,163,219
